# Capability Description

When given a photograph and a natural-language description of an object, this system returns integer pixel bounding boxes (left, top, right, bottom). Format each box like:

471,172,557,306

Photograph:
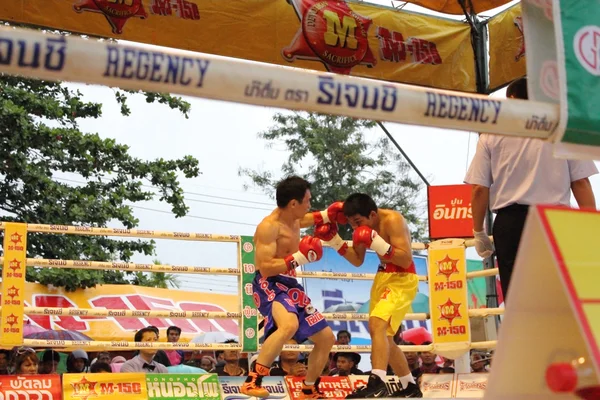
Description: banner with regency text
0,0,476,92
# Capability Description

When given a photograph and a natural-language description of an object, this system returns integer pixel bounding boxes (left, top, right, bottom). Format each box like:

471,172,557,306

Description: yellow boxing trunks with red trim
369,270,419,336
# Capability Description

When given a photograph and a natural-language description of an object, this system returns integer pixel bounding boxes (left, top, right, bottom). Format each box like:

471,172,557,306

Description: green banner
146,374,221,400
554,1,600,152
240,235,258,353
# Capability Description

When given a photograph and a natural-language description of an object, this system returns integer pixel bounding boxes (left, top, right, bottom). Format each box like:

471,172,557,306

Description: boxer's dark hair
276,176,311,208
507,77,528,100
343,193,377,217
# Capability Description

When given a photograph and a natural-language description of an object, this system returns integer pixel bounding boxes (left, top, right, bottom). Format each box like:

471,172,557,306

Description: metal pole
376,121,430,187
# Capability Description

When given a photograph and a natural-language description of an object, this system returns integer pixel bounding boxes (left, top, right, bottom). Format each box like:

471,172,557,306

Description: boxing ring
0,221,500,356
1,20,595,399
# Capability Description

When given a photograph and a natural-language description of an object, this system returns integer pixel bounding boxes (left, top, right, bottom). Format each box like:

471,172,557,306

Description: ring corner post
1,222,27,349
239,235,258,354
428,239,471,368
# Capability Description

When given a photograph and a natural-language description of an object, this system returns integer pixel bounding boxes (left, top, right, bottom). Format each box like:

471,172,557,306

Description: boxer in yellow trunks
315,193,422,398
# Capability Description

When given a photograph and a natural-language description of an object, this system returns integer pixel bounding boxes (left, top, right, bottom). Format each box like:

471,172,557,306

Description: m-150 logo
73,0,199,35
283,0,376,74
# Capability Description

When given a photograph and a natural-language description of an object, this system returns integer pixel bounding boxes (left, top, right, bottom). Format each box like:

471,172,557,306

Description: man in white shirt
464,77,598,302
120,327,168,373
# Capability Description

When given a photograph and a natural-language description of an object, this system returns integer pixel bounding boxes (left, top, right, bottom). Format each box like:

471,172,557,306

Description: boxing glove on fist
353,226,394,259
284,236,323,273
314,223,348,255
313,202,348,226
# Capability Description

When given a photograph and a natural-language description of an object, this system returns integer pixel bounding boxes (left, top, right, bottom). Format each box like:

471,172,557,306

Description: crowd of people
0,325,492,382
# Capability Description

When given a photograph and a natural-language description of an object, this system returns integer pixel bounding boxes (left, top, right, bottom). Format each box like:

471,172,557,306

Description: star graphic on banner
282,0,376,74
8,259,21,272
438,298,462,326
72,0,148,34
6,314,18,327
436,255,459,281
71,377,98,400
10,232,22,244
7,286,19,299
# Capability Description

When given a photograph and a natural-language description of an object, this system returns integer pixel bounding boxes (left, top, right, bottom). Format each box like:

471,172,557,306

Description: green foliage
132,259,181,289
0,75,199,291
239,112,425,240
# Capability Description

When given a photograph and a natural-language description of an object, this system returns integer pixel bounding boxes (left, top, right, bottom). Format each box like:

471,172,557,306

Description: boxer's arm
300,213,316,228
254,222,288,278
342,243,367,267
384,212,413,269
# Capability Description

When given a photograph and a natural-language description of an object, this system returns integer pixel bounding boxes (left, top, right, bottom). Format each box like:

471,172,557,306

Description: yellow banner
1,223,27,347
63,373,147,400
0,0,476,92
1,283,239,342
488,4,526,91
428,241,470,346
398,0,513,15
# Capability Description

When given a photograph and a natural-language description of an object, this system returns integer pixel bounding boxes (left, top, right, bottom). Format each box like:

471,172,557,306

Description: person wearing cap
465,76,597,302
66,349,90,373
329,353,363,376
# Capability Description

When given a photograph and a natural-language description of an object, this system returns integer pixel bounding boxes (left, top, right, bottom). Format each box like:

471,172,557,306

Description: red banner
286,376,353,399
0,374,62,399
427,184,473,239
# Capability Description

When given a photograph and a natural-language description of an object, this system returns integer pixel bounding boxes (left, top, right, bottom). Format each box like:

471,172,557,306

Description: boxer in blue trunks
242,176,344,399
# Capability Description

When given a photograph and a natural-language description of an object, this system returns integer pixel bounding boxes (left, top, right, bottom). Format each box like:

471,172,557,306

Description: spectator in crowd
442,357,454,369
328,330,351,370
164,326,185,366
416,342,440,374
269,340,307,377
11,347,39,375
67,349,90,373
110,356,127,373
120,327,168,373
200,356,216,372
39,350,60,374
210,340,246,376
401,342,421,378
0,350,10,375
214,349,226,368
470,351,490,373
94,352,111,365
329,353,363,376
90,362,112,373
133,326,171,367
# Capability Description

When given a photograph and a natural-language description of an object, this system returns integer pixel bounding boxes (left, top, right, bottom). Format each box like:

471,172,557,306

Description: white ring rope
0,26,557,139
0,257,240,276
21,339,496,352
0,222,482,251
0,257,497,282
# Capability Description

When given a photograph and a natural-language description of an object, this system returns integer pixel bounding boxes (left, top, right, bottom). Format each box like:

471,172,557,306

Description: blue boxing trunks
253,271,328,343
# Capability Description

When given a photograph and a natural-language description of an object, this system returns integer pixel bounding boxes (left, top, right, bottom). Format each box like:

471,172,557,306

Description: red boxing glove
314,223,348,256
352,226,394,260
284,236,323,273
312,202,348,226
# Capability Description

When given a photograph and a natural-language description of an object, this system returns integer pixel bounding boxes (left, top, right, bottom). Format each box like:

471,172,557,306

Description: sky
29,0,600,294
